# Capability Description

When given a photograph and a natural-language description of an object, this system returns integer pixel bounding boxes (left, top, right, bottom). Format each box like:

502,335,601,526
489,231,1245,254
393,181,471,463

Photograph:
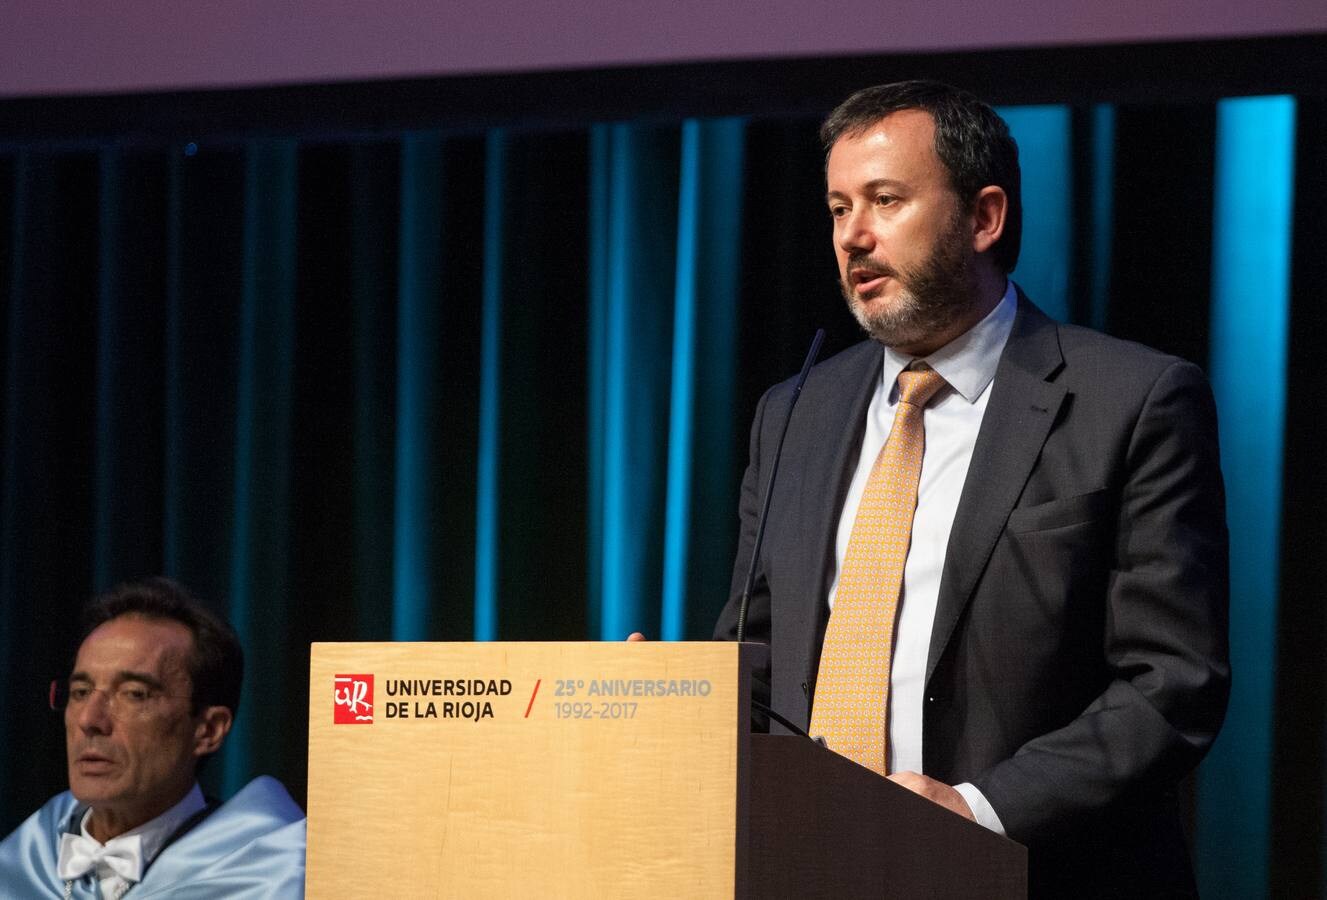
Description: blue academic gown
0,776,306,898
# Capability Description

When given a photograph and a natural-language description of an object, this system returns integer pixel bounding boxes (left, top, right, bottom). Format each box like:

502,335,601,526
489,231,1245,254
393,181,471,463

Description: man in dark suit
713,81,1229,895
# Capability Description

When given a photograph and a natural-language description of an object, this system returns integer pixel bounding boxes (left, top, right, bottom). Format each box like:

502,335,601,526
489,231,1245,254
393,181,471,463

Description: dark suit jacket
715,295,1230,896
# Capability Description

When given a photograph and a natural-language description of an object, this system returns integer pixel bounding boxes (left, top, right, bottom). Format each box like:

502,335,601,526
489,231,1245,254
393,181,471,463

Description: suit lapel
926,295,1067,685
792,341,882,685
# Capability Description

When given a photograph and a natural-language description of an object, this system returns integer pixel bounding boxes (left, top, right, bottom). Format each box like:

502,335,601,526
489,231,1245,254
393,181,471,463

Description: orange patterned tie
809,363,949,775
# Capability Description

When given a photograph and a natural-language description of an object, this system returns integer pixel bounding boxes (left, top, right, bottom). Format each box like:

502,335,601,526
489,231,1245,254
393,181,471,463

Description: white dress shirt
60,783,206,898
826,281,1016,834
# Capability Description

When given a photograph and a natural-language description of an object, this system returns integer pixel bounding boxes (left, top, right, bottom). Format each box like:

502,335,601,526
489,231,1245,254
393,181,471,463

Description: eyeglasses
49,680,189,719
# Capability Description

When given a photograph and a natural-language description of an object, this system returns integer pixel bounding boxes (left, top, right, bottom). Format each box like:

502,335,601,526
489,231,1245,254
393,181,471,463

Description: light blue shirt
0,776,306,898
828,280,1017,834
63,783,207,898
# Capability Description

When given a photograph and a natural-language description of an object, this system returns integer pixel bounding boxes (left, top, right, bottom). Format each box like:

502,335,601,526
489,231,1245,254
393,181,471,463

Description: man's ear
193,706,234,757
969,185,1008,256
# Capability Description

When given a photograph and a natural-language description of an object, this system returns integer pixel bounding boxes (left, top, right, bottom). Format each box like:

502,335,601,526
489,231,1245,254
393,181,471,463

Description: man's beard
840,214,979,349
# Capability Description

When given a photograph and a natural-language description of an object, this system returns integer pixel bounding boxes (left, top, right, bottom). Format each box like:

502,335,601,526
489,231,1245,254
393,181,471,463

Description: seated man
0,577,305,898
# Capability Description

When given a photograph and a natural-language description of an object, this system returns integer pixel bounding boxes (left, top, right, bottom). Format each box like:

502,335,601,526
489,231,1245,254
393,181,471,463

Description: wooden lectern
307,641,1025,898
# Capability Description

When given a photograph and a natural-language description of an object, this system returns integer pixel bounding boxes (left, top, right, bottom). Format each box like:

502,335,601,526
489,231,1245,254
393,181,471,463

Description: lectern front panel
307,641,748,898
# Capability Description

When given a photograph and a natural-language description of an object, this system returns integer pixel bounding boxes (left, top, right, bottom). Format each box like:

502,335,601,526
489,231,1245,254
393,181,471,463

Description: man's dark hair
821,80,1022,273
79,577,244,719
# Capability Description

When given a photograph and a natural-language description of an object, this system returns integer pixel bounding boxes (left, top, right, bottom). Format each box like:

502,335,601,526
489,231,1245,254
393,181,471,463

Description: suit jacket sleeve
971,359,1230,843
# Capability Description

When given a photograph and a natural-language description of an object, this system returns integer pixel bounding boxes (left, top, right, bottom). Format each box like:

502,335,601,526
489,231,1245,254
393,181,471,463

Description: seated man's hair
79,577,244,719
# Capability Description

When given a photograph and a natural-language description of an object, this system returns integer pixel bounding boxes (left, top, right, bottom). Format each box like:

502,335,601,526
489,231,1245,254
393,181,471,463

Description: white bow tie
57,831,144,884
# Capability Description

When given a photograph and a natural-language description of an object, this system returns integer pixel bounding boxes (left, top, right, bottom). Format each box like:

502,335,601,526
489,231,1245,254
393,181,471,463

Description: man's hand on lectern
887,771,975,821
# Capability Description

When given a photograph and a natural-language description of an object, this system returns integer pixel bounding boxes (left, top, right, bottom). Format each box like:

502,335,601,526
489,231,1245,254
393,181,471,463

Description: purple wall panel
3,0,1326,98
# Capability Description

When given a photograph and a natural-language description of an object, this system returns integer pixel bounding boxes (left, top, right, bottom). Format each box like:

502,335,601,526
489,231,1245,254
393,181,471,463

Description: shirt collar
881,280,1018,404
77,782,207,867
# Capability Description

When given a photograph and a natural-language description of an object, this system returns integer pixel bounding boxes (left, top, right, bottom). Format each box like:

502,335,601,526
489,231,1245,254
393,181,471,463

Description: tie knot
896,363,948,408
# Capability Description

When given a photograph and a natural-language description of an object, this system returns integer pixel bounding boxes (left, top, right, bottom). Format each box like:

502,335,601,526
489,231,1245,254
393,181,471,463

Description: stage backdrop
2,46,1326,900
3,0,1325,96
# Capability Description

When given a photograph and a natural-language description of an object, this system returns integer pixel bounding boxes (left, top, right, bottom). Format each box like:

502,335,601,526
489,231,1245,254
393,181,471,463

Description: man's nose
74,691,114,734
837,207,875,254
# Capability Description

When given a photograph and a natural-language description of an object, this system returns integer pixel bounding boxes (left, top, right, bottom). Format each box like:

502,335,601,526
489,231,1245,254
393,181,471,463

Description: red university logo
333,674,374,724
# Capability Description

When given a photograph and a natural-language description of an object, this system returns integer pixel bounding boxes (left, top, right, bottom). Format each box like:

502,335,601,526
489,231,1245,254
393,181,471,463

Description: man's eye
119,686,151,704
68,686,92,703
875,194,896,207
829,205,849,219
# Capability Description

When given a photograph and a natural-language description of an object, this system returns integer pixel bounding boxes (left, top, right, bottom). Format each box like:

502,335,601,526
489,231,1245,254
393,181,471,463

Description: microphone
752,698,823,743
735,329,825,645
